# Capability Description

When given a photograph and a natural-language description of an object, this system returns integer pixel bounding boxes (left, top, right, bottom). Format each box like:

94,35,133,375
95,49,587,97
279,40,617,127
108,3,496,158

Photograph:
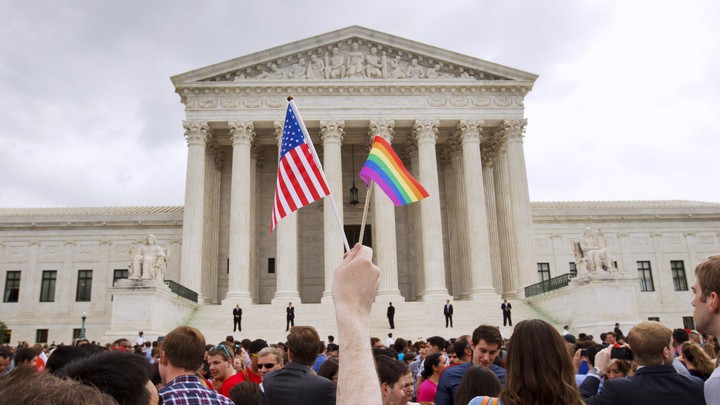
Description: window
3,271,20,302
36,329,48,344
648,317,660,322
569,262,577,278
671,261,688,291
537,263,551,282
637,261,654,292
113,269,128,286
73,329,82,340
76,270,93,301
40,270,57,302
268,258,275,274
683,316,695,330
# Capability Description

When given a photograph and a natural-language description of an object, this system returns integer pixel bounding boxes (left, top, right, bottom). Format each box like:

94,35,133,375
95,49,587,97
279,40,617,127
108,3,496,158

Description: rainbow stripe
359,136,429,206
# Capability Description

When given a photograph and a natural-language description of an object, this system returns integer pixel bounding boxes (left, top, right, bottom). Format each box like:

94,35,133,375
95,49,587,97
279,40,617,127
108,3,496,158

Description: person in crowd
689,330,702,345
229,381,263,405
241,339,268,383
500,300,512,327
614,322,625,341
317,357,338,383
256,346,285,383
603,331,618,347
692,255,720,403
672,328,690,356
208,342,244,397
44,344,95,374
573,343,604,386
703,342,718,362
0,348,13,376
417,352,448,404
285,302,295,331
233,353,246,374
313,341,328,373
580,321,705,404
451,335,472,366
326,335,339,355
0,365,118,405
444,299,454,328
435,325,505,405
375,353,417,405
681,341,715,380
447,344,459,365
372,337,385,349
13,347,37,369
233,304,242,332
387,302,396,329
262,326,336,404
157,325,233,404
605,359,631,380
57,351,159,405
387,333,395,348
469,319,583,405
454,366,501,405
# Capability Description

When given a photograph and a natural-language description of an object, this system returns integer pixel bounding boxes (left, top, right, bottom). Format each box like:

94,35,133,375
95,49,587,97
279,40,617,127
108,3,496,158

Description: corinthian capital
183,120,211,146
320,120,345,144
456,119,484,144
369,119,395,143
228,121,255,146
412,119,439,144
502,119,528,141
274,120,284,147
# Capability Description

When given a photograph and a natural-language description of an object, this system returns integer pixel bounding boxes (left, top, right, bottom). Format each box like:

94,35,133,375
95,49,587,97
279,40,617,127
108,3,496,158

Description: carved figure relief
129,234,168,281
572,228,616,275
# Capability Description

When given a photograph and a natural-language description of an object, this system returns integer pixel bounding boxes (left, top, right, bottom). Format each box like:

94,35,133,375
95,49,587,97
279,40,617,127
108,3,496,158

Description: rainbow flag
359,136,429,206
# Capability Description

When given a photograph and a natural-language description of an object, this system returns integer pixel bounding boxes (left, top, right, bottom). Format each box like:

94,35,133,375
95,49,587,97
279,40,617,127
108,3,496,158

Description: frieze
186,94,525,111
201,40,510,83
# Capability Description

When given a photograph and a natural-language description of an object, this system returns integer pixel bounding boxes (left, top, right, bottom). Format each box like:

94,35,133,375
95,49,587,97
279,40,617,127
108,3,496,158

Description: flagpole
287,97,351,253
358,180,373,245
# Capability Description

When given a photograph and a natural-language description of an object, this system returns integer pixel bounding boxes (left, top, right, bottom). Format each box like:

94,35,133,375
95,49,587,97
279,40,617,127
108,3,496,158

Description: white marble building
1,27,718,345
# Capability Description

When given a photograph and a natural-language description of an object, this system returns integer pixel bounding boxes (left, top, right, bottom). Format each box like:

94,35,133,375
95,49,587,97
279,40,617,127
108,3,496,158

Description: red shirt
218,373,245,398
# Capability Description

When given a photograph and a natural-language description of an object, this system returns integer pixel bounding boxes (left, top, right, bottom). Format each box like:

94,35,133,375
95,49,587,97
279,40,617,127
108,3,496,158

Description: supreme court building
2,26,719,344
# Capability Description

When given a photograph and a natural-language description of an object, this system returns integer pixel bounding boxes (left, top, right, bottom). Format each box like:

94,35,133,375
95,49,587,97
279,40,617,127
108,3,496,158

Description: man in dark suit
286,302,295,331
387,302,395,329
444,299,454,328
579,321,705,405
501,300,512,326
232,304,242,332
263,326,336,405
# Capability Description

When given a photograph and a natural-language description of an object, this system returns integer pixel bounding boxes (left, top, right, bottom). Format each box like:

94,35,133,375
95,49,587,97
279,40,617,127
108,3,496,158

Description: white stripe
295,146,328,198
285,149,315,203
275,175,292,217
278,161,303,208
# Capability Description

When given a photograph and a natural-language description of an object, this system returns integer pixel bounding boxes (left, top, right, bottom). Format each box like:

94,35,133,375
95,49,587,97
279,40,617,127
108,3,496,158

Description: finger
341,243,362,264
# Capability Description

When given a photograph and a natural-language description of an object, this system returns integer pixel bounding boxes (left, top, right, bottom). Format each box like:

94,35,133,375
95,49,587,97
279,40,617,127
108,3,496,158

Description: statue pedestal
526,275,642,338
103,279,198,342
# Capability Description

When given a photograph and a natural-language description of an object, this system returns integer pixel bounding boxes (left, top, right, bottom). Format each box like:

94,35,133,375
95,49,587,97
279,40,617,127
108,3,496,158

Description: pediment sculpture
213,40,507,82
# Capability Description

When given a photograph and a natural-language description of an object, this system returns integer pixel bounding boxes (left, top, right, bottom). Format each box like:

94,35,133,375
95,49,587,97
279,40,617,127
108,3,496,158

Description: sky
0,0,718,208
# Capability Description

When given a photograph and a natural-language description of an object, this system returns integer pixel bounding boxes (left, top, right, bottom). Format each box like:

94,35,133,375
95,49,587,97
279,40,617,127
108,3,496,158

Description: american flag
271,102,330,232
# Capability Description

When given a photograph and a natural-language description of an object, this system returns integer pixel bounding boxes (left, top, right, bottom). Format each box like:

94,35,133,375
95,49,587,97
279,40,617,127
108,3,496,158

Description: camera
610,346,633,361
580,349,588,357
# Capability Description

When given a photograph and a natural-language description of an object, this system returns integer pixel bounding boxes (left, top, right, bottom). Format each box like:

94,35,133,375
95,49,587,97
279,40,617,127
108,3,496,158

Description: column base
467,288,499,301
271,291,301,305
320,292,334,304
502,290,521,300
420,289,450,302
375,290,405,302
222,290,253,306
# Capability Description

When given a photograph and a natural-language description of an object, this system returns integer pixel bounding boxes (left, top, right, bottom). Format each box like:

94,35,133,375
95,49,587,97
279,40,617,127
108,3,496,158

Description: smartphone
580,349,588,357
610,346,633,360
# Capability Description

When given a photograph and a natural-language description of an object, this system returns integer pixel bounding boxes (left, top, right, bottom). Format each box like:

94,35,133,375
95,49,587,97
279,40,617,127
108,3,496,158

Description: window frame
537,262,551,282
637,261,655,292
3,271,21,303
75,270,93,302
670,260,688,291
40,270,57,302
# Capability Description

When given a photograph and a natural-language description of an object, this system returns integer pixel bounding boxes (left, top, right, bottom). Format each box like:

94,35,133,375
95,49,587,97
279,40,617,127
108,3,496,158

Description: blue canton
280,105,306,159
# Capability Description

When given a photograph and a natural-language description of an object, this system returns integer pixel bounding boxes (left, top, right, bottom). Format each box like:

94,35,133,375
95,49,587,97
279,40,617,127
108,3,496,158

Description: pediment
172,26,537,86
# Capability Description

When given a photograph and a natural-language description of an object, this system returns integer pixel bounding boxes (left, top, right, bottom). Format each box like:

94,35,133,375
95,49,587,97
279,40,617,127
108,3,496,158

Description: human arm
331,244,381,404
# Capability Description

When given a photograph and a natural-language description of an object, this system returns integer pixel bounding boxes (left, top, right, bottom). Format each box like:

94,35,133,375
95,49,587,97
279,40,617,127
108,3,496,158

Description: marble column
412,120,448,299
406,142,423,300
481,141,503,294
369,119,403,301
320,120,345,303
490,131,518,297
272,121,301,303
444,140,471,298
202,140,223,303
503,120,536,292
457,120,496,298
180,121,209,297
250,144,264,302
225,121,254,303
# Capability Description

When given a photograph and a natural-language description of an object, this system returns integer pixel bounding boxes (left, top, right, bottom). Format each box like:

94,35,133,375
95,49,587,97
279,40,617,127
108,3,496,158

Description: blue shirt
312,353,327,373
159,374,234,405
435,362,506,405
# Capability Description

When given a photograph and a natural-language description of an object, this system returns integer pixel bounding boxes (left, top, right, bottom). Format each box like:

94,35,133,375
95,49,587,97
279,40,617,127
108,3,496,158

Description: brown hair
0,366,118,405
681,342,715,377
499,319,583,405
162,326,207,371
626,321,671,366
454,366,501,405
695,255,720,301
472,325,503,346
287,326,321,366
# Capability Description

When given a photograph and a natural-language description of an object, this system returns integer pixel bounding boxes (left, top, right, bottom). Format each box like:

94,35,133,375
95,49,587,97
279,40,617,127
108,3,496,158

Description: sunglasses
257,363,278,370
213,344,233,359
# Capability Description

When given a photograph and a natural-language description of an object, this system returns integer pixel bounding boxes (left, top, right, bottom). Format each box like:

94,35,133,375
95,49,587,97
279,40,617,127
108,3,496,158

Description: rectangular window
76,270,93,302
3,271,21,302
671,261,688,291
648,317,660,322
637,261,654,292
569,262,577,278
36,329,48,344
73,329,82,340
268,258,275,274
113,269,128,286
537,263,551,282
683,316,695,330
40,270,57,302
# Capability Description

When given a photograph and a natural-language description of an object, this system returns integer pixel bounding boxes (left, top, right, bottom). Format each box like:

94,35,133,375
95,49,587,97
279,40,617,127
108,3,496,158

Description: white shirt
135,336,146,346
706,366,720,405
386,337,394,347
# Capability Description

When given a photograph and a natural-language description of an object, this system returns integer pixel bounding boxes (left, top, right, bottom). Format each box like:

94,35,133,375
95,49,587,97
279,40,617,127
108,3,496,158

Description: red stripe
282,152,310,206
302,145,330,195
277,168,298,213
294,146,322,200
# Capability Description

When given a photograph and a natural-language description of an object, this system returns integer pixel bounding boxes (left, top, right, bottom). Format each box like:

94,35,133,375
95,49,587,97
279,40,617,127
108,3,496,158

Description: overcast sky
1,0,718,208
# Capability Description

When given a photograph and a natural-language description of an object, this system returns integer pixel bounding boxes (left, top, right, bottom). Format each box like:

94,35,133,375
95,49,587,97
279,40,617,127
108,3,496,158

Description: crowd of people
1,248,719,404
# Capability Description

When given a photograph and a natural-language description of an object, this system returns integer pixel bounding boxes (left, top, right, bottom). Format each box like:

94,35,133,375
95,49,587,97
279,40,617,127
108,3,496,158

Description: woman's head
681,341,715,376
317,358,339,383
605,359,631,379
500,319,583,405
454,366,501,405
420,352,447,379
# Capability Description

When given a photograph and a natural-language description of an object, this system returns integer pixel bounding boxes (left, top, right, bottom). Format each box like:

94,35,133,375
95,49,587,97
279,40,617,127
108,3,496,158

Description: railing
165,280,198,303
524,273,574,298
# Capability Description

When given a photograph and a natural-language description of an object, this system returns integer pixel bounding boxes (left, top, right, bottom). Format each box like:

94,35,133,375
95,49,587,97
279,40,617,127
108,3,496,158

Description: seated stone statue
129,235,168,281
574,228,614,273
